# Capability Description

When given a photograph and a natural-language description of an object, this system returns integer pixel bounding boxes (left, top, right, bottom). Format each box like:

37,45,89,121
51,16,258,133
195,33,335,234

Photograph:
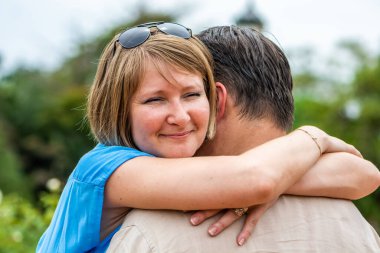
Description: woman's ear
216,82,227,121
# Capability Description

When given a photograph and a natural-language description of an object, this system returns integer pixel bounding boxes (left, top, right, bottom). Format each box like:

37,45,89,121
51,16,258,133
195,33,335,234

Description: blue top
37,144,152,253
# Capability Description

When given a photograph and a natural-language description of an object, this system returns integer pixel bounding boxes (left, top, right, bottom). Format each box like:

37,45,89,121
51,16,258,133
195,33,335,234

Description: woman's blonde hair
87,32,217,148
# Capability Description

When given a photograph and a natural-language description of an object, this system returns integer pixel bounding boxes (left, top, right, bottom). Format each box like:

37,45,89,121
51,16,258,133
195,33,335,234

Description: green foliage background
0,10,379,252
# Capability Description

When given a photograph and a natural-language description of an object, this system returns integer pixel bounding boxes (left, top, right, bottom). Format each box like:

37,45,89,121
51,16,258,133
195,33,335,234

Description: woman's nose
166,102,191,126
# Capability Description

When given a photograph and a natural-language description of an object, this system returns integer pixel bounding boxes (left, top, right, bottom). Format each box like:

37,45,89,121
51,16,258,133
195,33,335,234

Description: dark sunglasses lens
157,23,191,39
118,27,150,49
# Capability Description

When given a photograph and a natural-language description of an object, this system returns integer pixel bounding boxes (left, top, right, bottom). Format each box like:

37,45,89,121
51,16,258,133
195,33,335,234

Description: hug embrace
37,22,380,252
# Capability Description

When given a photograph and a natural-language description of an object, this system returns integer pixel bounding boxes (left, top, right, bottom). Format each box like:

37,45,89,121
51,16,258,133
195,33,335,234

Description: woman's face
130,61,210,158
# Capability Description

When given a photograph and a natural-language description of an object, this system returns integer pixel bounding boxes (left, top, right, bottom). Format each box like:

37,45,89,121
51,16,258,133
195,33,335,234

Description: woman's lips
160,130,193,138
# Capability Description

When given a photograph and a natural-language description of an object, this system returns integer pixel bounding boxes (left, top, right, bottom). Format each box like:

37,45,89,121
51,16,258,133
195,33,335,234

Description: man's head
197,25,294,132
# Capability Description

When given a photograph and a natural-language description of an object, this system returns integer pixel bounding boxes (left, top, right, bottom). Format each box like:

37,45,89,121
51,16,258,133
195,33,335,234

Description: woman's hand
190,198,278,246
297,126,362,157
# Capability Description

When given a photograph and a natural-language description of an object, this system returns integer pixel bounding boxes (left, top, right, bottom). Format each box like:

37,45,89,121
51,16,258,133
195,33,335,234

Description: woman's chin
160,149,197,158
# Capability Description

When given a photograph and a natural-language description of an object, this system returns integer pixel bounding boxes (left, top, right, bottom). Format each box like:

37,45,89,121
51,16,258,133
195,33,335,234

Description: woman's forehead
143,59,203,88
135,59,204,93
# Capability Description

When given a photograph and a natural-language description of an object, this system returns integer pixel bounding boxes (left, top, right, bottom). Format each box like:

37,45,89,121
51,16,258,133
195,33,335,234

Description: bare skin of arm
191,151,380,246
100,127,360,240
104,126,357,211
286,152,380,199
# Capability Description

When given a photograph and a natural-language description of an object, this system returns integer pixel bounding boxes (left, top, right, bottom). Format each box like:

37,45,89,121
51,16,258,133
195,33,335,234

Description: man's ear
216,82,227,120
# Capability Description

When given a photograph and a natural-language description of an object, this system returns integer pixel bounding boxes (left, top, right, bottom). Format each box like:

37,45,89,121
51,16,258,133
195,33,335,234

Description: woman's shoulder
83,143,151,159
72,143,153,186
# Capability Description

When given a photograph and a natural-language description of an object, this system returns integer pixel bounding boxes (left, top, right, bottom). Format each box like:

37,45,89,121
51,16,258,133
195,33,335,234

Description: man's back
108,196,380,253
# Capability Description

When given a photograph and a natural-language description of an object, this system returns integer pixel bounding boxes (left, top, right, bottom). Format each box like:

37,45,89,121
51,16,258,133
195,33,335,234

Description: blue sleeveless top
37,144,152,252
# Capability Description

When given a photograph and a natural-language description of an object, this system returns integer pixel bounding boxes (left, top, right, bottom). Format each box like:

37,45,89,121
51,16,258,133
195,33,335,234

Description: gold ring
233,207,248,217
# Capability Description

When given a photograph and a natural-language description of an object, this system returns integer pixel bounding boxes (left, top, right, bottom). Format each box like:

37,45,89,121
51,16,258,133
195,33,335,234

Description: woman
37,22,365,252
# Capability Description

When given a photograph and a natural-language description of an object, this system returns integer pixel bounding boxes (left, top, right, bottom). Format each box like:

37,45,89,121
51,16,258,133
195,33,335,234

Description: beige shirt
107,196,380,253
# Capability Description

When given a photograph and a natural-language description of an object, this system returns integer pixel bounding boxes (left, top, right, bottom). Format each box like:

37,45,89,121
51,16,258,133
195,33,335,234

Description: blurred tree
0,122,30,197
0,192,59,253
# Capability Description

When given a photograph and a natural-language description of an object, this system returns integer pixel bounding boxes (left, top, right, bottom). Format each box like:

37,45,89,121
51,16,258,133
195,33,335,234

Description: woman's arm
104,126,358,210
286,152,380,199
185,140,378,245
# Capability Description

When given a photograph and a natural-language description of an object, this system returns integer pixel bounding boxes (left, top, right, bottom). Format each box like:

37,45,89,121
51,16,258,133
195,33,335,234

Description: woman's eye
144,97,163,104
184,92,201,98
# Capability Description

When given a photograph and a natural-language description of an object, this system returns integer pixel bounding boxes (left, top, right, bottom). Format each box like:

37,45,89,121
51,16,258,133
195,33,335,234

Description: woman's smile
160,130,193,138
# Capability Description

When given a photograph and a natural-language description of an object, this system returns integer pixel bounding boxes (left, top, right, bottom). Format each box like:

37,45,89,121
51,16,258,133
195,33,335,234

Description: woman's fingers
236,205,266,245
237,198,278,245
207,209,241,236
191,200,277,245
190,209,221,226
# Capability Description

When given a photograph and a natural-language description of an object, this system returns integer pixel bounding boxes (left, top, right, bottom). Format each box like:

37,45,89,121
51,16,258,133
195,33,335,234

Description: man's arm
286,152,380,200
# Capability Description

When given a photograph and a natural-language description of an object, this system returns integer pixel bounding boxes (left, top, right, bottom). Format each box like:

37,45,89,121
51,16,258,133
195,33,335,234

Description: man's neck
197,117,286,156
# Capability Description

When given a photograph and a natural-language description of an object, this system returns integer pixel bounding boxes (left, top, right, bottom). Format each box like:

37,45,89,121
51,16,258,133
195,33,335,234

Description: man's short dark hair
197,26,294,131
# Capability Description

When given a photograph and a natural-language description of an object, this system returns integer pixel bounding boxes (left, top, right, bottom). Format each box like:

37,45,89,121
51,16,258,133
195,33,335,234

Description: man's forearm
285,152,380,200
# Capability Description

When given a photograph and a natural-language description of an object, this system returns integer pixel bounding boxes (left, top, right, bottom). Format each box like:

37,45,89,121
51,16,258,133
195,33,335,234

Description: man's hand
190,199,277,246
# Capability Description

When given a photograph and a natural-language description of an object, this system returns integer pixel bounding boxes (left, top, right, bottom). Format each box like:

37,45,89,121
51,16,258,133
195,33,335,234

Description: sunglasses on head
117,21,192,49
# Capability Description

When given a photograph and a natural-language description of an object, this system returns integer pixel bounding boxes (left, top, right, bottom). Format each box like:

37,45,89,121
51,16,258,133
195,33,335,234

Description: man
107,26,380,252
